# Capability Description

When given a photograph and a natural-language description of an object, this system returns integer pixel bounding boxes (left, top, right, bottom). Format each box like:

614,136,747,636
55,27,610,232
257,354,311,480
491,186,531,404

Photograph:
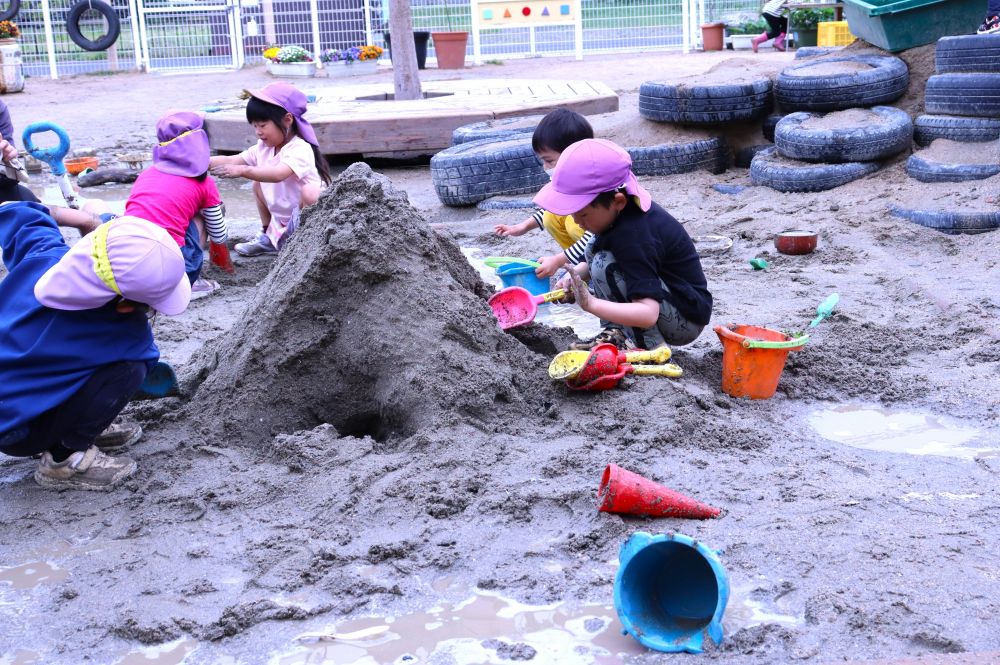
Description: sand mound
184,163,557,447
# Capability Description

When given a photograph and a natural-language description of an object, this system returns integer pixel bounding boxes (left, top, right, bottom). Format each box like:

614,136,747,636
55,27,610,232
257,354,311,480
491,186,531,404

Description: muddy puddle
809,404,996,460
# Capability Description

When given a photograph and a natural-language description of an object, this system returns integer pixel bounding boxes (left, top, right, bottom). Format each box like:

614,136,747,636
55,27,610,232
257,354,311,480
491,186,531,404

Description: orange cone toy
598,464,721,519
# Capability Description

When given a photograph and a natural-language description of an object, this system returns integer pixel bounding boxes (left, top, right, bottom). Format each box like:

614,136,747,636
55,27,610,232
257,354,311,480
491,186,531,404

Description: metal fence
17,0,763,78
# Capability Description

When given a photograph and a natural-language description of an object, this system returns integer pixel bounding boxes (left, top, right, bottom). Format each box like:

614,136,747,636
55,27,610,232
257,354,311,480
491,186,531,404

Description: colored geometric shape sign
560,3,570,14
504,7,512,17
483,8,493,19
541,6,550,15
522,6,531,15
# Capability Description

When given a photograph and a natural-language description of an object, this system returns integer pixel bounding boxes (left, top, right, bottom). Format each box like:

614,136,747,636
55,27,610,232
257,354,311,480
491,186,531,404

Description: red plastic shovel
209,241,235,274
488,286,566,330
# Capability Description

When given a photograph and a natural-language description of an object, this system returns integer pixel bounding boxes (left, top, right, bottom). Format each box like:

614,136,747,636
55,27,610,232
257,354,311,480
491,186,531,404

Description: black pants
764,13,788,39
0,362,146,458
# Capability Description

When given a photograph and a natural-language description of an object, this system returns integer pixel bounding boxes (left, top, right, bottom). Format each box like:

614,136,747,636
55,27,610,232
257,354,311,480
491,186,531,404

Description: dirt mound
183,163,557,447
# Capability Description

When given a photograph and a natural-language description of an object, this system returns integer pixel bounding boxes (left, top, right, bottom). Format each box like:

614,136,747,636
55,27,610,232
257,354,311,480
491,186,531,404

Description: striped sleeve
201,204,228,243
563,231,594,265
531,208,545,231
761,0,787,14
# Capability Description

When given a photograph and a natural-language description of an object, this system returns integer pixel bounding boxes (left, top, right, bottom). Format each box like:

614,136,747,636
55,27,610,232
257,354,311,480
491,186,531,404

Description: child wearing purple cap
535,139,713,351
209,82,331,256
0,183,191,489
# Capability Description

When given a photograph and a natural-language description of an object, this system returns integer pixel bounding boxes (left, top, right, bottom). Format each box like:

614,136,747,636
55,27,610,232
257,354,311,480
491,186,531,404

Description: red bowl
774,230,818,255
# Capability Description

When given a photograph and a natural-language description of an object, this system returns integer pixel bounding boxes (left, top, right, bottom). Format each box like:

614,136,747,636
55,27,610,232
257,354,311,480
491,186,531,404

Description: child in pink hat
535,139,713,351
210,82,331,256
0,199,190,490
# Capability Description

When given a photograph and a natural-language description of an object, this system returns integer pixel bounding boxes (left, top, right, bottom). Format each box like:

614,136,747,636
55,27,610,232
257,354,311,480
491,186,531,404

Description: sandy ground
2,46,1000,665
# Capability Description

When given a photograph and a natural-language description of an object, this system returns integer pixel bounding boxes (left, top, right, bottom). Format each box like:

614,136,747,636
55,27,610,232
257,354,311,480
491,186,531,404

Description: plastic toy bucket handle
743,334,809,349
22,122,72,176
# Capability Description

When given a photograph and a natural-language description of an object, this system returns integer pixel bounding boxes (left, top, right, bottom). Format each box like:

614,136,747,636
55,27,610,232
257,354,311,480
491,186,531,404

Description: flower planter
266,60,317,78
322,59,378,78
431,31,468,69
792,27,819,47
731,34,756,50
0,38,24,93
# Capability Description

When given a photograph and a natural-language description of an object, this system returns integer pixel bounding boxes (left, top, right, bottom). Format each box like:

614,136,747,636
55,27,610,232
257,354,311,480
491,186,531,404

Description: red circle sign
522,6,531,15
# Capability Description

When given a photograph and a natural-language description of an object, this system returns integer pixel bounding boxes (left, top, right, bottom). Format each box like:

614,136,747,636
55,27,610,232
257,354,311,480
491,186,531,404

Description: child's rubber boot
751,31,769,53
774,32,787,51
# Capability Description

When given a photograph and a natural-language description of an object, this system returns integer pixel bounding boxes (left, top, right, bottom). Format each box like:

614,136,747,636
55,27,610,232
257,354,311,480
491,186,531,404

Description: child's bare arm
212,162,294,183
50,206,100,235
208,154,244,168
493,218,536,237
300,182,321,207
568,271,660,328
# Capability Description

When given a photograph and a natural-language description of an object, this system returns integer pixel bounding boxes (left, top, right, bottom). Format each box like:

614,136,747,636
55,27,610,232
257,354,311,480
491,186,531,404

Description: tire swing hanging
66,0,121,52
0,1,20,22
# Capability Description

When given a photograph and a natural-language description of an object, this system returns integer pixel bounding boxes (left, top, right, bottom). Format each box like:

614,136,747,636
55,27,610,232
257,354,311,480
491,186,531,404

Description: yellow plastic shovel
548,346,674,380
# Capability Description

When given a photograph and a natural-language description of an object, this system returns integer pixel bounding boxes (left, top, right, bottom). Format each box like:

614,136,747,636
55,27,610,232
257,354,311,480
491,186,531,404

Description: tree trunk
387,0,422,100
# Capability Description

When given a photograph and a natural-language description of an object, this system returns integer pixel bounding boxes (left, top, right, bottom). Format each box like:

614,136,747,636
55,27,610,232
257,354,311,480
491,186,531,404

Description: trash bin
0,39,24,94
843,0,988,52
383,31,430,70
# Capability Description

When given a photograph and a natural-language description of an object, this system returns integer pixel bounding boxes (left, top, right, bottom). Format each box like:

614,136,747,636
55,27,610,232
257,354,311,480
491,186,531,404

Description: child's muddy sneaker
190,278,220,300
978,14,999,34
569,327,635,351
94,422,142,451
34,446,137,491
234,233,277,257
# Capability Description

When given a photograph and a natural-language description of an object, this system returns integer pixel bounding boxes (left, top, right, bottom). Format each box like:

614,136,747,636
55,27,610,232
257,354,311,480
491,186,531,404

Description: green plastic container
842,0,987,52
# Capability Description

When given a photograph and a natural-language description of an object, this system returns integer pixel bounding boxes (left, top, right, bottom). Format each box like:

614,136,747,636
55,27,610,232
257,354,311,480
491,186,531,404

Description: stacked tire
897,34,1000,234
751,55,911,192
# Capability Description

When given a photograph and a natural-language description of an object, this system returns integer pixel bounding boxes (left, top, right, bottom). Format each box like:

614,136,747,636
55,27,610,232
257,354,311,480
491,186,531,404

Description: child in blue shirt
0,153,191,490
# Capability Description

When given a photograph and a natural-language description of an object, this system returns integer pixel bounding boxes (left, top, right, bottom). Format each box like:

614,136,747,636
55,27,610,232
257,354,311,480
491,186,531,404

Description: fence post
129,0,143,70
309,0,322,68
681,0,690,53
40,0,58,79
230,0,245,68
363,0,374,46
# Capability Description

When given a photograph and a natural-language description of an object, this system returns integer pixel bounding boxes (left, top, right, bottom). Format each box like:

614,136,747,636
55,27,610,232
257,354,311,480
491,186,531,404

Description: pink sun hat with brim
152,111,211,178
34,216,191,316
533,138,651,216
244,82,319,147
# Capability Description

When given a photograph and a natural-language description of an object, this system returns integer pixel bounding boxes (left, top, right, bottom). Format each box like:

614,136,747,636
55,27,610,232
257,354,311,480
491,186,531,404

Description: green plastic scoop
744,293,839,349
483,256,541,269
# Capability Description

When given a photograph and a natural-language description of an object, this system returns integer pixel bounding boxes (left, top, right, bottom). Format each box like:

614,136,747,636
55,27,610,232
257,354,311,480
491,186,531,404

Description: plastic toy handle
483,256,542,269
209,241,235,274
22,122,72,176
535,289,566,304
624,346,672,364
743,334,809,349
629,363,683,378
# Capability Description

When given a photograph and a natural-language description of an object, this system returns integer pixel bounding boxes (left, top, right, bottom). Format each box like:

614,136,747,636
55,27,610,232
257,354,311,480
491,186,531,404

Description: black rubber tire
762,113,783,142
775,106,913,163
0,0,19,22
794,46,840,59
905,152,1000,183
734,144,771,168
774,55,909,112
452,115,542,145
627,137,729,176
889,204,1000,235
913,115,1000,146
750,146,881,192
476,196,537,211
66,0,121,52
431,137,548,207
925,73,1000,118
935,34,1000,74
638,78,773,124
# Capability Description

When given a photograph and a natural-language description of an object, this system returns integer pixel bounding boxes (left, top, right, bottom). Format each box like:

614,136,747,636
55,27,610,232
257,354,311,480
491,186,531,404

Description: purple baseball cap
34,216,191,315
245,82,319,147
533,139,651,216
152,111,211,178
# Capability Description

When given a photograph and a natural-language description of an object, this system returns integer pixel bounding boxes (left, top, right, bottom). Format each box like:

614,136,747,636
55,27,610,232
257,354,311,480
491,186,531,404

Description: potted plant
0,20,20,44
265,45,316,77
431,2,468,69
319,45,382,78
0,20,23,94
789,8,833,48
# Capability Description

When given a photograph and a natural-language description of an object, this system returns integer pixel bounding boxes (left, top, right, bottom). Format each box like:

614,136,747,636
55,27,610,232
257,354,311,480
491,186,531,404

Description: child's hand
535,254,565,278
211,163,247,178
494,224,517,237
0,138,17,164
568,270,591,311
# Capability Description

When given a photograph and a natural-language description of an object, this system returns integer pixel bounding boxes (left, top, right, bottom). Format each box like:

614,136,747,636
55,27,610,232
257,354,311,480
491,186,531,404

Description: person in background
978,0,999,33
752,0,789,52
210,82,330,256
493,108,595,278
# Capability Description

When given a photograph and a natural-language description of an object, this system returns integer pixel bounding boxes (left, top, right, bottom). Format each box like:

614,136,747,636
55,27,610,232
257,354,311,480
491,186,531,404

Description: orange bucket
713,324,806,400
